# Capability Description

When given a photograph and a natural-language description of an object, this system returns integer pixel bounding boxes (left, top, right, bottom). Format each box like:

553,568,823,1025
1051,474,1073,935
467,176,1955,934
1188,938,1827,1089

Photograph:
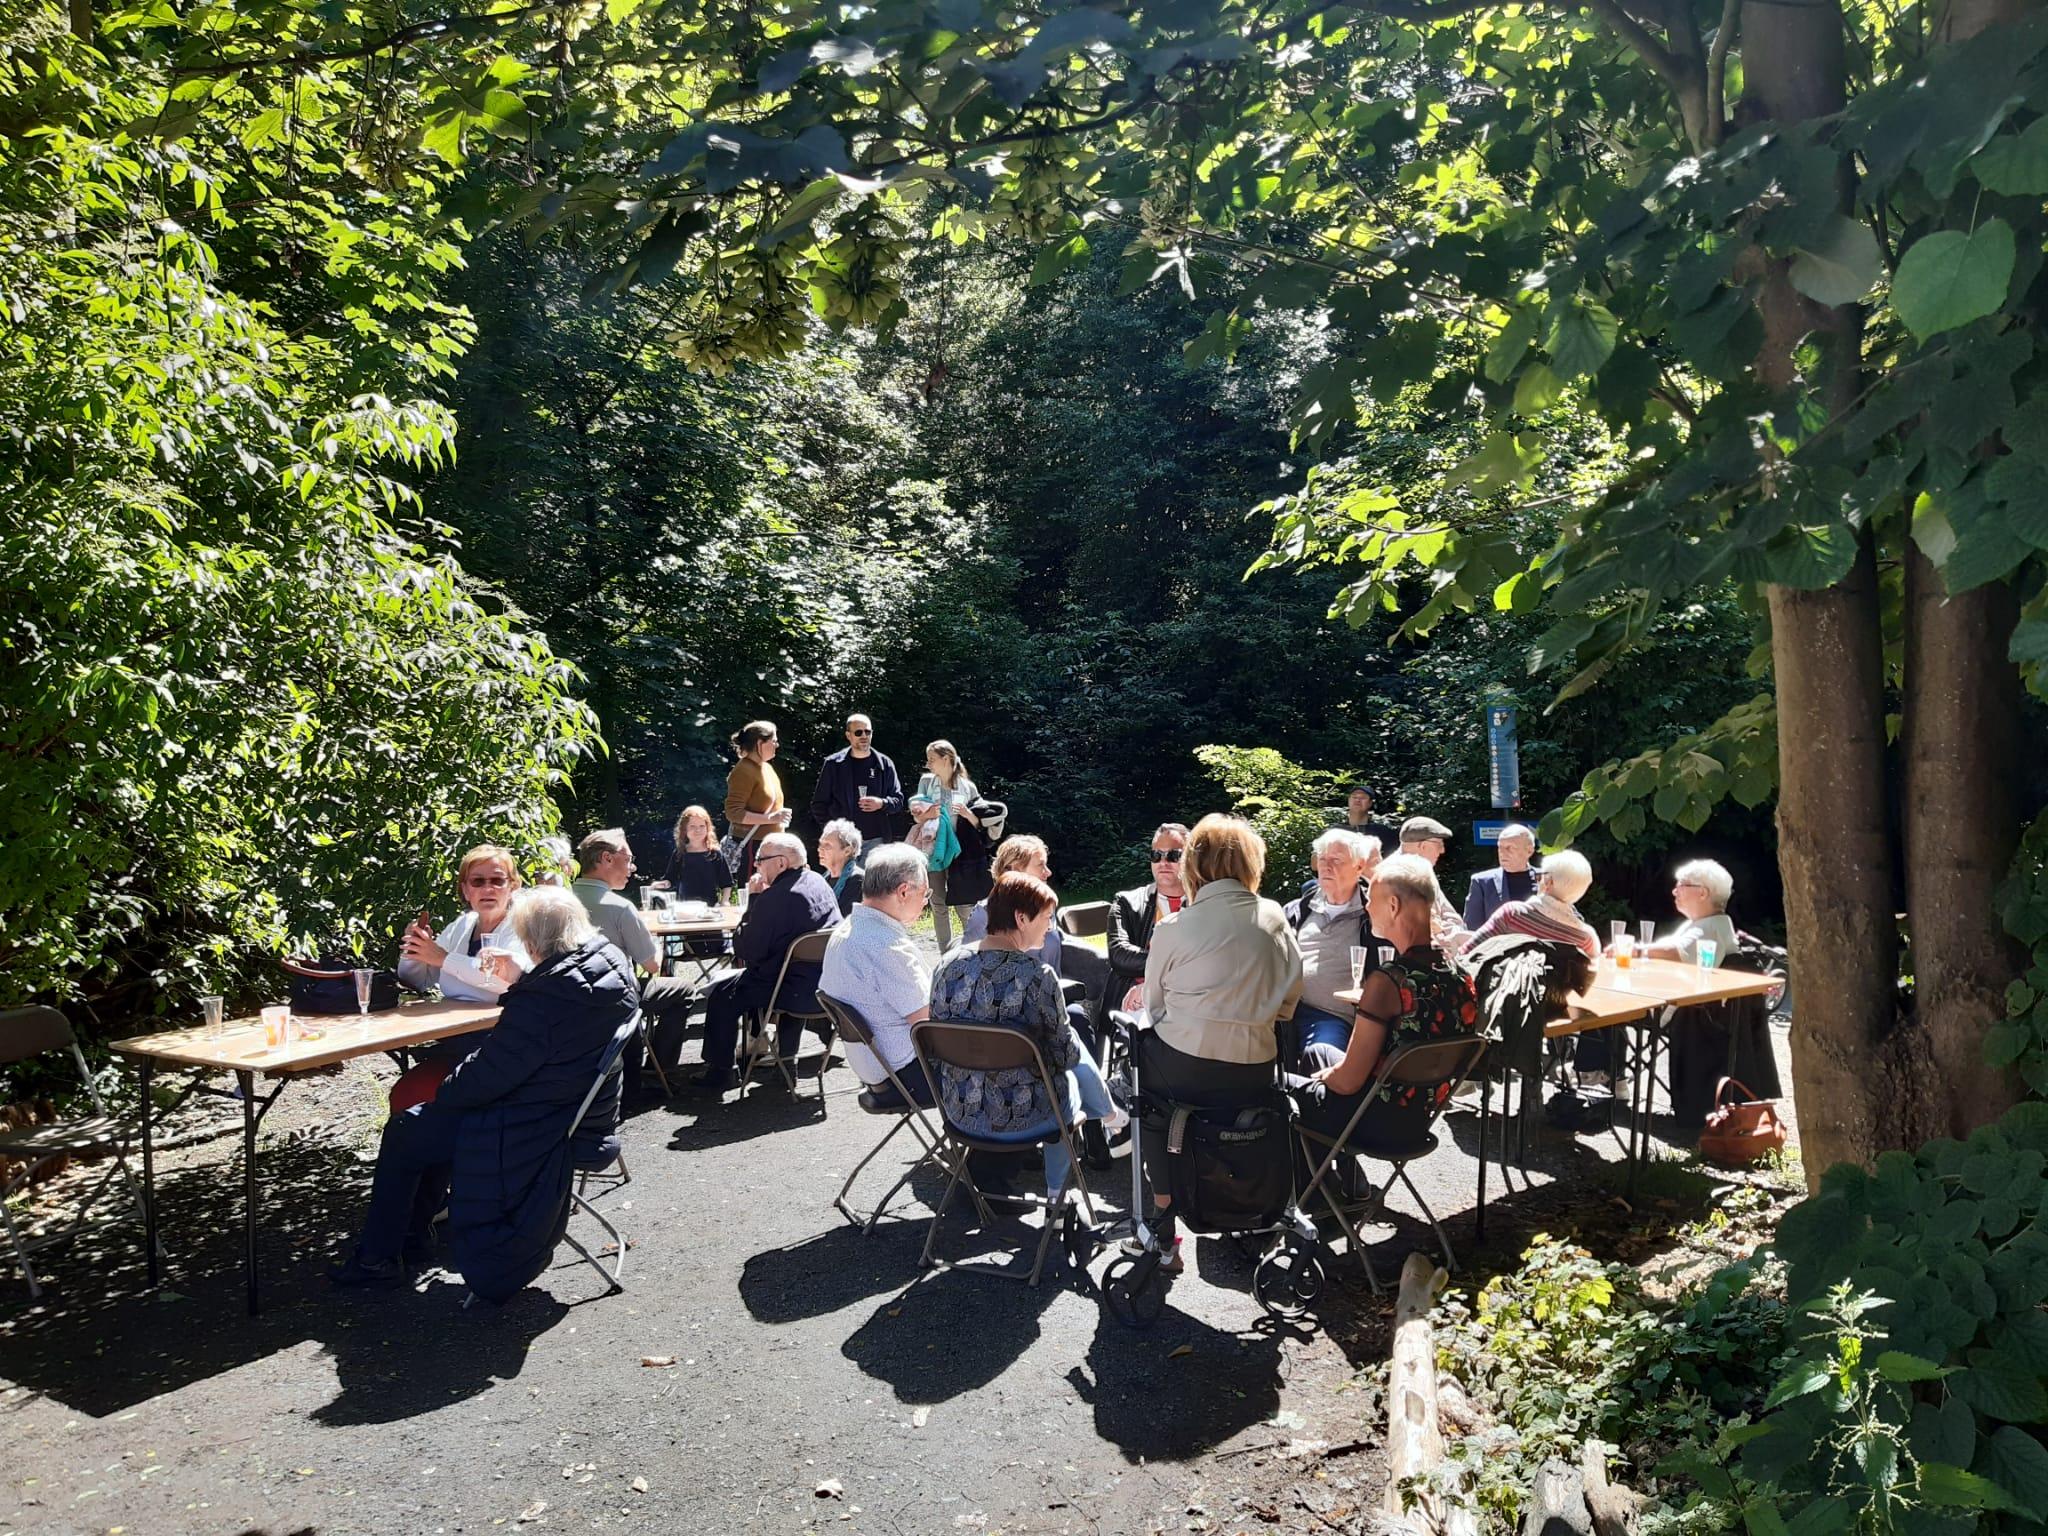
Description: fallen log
1383,1251,1478,1536
1580,1441,1643,1536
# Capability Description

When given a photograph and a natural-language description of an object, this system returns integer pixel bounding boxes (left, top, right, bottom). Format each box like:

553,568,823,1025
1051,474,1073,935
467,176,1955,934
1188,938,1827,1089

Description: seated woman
1643,859,1739,963
1288,853,1479,1157
657,804,734,906
1137,814,1303,1273
398,844,531,1002
329,887,639,1294
1283,829,1373,1065
957,835,1060,966
1456,849,1600,960
818,818,867,916
928,873,1123,1200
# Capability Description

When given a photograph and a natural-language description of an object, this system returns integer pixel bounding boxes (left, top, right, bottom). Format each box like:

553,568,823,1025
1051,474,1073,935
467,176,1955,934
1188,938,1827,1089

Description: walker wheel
1102,1253,1166,1329
1253,1240,1324,1320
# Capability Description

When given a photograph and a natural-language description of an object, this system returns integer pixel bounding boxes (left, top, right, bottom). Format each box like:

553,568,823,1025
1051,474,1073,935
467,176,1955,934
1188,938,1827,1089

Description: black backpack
1156,1100,1293,1233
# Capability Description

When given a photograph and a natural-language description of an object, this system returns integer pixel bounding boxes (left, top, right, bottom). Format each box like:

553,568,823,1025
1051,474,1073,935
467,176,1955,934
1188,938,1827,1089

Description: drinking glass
1348,945,1368,989
639,886,656,912
352,968,374,1016
1638,919,1655,949
1697,939,1720,971
1609,919,1627,952
1614,934,1635,969
200,994,224,1039
1378,944,1396,970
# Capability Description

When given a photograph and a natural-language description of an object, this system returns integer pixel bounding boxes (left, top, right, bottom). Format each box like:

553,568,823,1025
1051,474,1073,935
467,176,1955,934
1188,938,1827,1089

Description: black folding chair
557,1015,638,1296
911,1019,1097,1288
1295,1033,1490,1294
1056,902,1111,939
816,993,975,1233
740,930,834,1102
0,1006,161,1297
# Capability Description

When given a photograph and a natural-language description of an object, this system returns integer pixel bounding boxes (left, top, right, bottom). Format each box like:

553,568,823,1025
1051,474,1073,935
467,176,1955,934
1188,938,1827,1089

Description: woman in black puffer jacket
329,888,639,1300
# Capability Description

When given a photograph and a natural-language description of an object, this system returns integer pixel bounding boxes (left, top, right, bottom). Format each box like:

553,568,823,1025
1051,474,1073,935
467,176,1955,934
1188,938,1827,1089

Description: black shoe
685,1071,736,1096
401,1230,438,1266
1081,1121,1113,1172
327,1252,404,1289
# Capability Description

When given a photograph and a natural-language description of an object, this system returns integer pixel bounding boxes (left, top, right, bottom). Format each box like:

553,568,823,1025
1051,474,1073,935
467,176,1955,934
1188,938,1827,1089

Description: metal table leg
140,1059,159,1287
1476,1076,1490,1242
240,1070,259,1316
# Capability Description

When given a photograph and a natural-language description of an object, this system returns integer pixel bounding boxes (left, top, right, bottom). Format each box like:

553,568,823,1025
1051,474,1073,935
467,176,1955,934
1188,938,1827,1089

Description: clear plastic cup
1349,945,1368,988
1378,944,1396,969
1697,938,1719,971
1610,920,1627,951
1614,934,1635,969
1638,919,1654,948
260,1004,290,1050
200,995,224,1039
351,968,374,1016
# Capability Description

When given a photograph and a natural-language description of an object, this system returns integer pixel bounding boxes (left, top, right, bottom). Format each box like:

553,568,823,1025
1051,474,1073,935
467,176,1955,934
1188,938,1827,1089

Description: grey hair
1370,853,1438,907
1540,849,1594,905
1498,823,1537,848
512,886,595,963
820,818,864,858
539,834,573,868
1312,828,1371,862
863,841,929,899
1359,835,1383,861
759,830,807,865
1676,858,1734,910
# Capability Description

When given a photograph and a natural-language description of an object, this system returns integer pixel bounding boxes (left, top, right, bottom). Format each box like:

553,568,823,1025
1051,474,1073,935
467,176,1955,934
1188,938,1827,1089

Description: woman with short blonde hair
400,844,530,1002
1183,814,1267,894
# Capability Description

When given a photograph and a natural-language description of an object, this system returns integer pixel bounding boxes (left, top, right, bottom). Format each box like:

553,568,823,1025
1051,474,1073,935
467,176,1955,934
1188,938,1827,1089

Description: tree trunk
1742,0,1907,1182
1898,0,2035,1141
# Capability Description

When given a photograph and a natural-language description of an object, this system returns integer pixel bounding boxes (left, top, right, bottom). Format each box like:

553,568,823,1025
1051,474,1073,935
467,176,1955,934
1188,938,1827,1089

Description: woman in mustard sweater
724,720,791,881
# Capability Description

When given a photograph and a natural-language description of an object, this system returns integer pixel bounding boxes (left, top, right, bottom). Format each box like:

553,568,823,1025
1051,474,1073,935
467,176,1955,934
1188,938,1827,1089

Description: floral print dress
929,947,1076,1135
1375,946,1481,1113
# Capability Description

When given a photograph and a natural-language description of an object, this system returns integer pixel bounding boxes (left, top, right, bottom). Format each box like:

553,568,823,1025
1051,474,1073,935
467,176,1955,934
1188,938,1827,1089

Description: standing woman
909,739,980,949
723,720,792,883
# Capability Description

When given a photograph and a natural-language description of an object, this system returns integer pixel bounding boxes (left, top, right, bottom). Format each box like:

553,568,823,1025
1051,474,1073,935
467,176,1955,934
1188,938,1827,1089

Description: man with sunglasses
1108,823,1192,1014
810,713,904,848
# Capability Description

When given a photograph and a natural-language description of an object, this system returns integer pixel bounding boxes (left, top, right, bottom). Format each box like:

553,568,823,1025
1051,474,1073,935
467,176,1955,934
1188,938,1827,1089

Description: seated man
328,888,637,1294
571,828,698,1091
1398,815,1469,948
1283,830,1373,1065
820,842,937,1106
1464,823,1540,931
1109,822,1190,1015
1458,848,1600,960
688,832,841,1096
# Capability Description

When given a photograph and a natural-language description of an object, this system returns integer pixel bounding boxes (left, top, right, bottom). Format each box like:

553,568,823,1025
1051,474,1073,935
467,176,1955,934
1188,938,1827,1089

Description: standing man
1464,823,1540,930
573,829,699,1097
811,713,904,849
1345,785,1402,853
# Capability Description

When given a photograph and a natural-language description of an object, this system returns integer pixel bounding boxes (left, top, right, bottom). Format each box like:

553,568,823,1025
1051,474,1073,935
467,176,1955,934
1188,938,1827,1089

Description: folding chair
1056,901,1111,940
911,1019,1097,1288
558,1015,638,1295
0,1006,161,1298
1295,1033,1490,1294
739,930,834,1102
817,993,970,1233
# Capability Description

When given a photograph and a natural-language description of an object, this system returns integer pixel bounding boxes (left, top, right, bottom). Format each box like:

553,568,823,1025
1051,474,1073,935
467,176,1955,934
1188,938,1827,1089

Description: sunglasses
849,728,872,736
465,873,512,888
1150,849,1185,864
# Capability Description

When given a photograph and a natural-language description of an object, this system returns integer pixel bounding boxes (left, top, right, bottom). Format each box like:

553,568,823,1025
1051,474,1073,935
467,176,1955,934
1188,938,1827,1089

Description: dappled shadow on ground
0,1136,584,1421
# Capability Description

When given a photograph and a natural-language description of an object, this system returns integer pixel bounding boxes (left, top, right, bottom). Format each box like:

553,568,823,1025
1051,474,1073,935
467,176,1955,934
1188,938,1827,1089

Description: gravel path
0,1009,1796,1535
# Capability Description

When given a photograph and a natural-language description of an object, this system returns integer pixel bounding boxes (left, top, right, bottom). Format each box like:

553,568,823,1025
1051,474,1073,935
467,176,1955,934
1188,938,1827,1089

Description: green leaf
1986,1018,2034,1068
1983,1424,2048,1518
1892,221,2016,340
1949,1358,2048,1422
1029,233,1090,287
1544,298,1619,381
1484,308,1537,384
1782,1497,1851,1536
1764,1359,1833,1411
1789,216,1883,308
1512,363,1567,415
1974,117,2048,194
1918,1463,2021,1511
1874,1351,1951,1382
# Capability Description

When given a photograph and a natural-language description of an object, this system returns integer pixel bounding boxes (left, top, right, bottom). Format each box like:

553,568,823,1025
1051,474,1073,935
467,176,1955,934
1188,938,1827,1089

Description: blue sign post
1486,703,1520,810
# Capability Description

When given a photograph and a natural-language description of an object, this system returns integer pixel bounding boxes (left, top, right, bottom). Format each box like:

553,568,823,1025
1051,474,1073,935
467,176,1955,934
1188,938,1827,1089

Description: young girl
910,739,980,949
660,804,733,905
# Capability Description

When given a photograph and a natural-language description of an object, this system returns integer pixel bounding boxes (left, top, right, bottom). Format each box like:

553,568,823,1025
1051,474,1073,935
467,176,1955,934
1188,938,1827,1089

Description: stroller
1063,1013,1325,1327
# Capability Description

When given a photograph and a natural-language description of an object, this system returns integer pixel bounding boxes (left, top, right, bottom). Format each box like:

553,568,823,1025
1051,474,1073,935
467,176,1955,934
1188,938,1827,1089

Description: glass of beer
1614,934,1635,969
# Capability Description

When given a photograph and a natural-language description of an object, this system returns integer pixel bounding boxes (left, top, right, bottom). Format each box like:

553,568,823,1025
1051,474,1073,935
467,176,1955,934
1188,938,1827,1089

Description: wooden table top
111,999,502,1078
1335,955,1777,1039
642,906,744,938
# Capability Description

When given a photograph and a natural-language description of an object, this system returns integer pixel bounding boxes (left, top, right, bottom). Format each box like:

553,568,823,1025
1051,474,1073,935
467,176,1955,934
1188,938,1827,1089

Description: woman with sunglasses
1107,823,1191,1015
398,844,531,1002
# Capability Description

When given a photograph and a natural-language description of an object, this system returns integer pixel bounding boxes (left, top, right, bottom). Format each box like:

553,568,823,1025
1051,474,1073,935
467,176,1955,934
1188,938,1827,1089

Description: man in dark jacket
688,832,841,1095
1463,823,1541,930
328,890,637,1295
810,713,904,848
1344,785,1402,853
1108,822,1190,1014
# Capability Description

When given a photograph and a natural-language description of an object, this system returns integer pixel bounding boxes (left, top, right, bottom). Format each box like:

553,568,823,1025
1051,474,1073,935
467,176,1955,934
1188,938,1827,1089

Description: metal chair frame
557,1015,639,1295
0,1006,162,1298
910,1018,1097,1288
1295,1033,1489,1294
739,930,834,1102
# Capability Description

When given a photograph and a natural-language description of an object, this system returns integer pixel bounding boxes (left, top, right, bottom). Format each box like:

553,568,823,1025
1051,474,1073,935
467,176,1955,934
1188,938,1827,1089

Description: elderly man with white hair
1457,847,1600,960
687,830,841,1097
1282,829,1375,1064
1463,823,1540,930
1644,859,1739,965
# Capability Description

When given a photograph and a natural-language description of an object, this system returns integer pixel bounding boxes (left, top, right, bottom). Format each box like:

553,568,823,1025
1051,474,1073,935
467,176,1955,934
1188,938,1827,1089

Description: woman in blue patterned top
929,872,1124,1197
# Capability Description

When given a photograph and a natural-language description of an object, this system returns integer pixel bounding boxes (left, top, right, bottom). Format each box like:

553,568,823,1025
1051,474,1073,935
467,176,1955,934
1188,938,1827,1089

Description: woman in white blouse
398,844,531,1001
1644,858,1740,964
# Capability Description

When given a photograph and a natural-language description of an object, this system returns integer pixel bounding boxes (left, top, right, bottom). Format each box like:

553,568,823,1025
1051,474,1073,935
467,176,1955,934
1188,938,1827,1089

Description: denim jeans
974,1026,1115,1197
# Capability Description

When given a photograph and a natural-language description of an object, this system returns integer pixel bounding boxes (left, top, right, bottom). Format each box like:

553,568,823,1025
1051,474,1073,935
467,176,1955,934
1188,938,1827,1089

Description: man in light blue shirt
820,842,935,1106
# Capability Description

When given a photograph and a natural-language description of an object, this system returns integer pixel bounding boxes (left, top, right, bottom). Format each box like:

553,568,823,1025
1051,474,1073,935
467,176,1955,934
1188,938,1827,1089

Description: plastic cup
1349,945,1368,989
1697,939,1719,971
200,995,225,1039
1378,944,1396,970
1614,934,1635,969
260,1004,290,1050
352,968,374,1016
1609,920,1627,951
1638,919,1655,948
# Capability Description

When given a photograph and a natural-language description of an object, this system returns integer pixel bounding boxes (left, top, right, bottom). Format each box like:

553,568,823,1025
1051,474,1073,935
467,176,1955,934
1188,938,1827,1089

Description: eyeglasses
464,873,512,888
849,728,872,737
1150,849,1185,864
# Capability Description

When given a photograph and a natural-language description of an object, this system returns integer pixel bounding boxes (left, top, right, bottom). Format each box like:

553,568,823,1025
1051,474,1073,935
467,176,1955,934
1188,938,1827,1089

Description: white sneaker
1101,1104,1131,1136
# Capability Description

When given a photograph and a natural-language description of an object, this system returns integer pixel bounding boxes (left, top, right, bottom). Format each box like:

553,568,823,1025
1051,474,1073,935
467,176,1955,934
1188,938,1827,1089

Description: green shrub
1192,744,1351,887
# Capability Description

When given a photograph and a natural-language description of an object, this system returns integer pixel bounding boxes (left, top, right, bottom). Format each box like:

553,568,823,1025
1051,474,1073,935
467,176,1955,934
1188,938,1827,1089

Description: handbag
1699,1076,1788,1166
718,823,763,878
281,956,401,1015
